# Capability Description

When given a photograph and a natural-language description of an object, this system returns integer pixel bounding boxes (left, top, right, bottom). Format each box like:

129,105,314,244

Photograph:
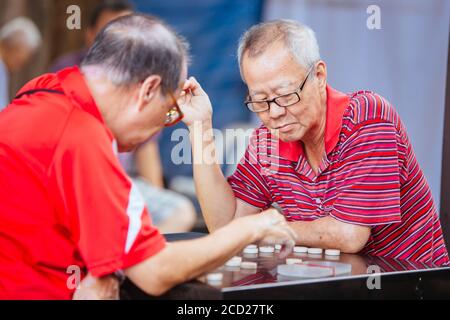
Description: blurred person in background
49,0,133,72
118,140,197,233
51,0,197,233
0,16,41,110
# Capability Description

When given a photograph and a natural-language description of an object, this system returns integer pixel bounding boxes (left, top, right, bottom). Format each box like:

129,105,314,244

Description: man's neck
81,66,126,126
302,102,327,174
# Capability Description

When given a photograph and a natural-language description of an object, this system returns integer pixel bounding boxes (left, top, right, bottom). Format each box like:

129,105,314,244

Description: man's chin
278,132,303,143
270,124,303,142
117,139,141,152
118,144,136,153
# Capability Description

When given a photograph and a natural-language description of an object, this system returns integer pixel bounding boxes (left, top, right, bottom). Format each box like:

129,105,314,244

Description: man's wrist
188,120,216,157
235,215,261,244
188,119,213,133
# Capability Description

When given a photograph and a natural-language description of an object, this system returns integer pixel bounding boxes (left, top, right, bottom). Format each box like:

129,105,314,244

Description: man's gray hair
81,13,189,93
0,16,41,49
237,19,320,77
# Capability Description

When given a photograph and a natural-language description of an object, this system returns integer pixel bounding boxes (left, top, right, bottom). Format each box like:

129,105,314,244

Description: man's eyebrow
274,81,296,91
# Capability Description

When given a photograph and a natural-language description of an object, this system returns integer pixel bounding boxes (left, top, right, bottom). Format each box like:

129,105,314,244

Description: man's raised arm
180,77,259,232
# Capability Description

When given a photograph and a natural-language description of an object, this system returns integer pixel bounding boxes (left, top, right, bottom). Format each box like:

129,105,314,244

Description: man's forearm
289,216,370,253
189,120,237,231
125,216,258,296
135,141,164,188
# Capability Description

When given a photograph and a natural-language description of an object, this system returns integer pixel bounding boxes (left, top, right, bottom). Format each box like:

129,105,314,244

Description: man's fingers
264,211,297,240
280,223,297,242
182,77,207,96
269,211,297,241
260,227,295,246
182,79,192,91
279,240,295,259
177,92,187,105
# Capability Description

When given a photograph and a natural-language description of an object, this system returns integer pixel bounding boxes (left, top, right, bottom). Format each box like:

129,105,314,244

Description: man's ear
137,75,162,111
315,60,327,90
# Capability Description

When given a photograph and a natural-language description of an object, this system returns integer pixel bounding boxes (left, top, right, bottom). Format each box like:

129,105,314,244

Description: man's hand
72,273,119,300
178,77,213,127
241,208,297,258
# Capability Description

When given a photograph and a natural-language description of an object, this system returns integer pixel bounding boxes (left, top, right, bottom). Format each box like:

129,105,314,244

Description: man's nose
269,101,287,119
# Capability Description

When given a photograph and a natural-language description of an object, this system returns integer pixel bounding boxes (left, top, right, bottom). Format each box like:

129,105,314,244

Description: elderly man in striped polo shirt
180,19,449,266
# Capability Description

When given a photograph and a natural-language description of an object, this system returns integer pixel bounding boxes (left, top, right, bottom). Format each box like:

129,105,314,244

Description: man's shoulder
0,73,72,146
58,107,113,153
343,90,400,128
8,70,112,157
338,90,410,149
17,72,62,94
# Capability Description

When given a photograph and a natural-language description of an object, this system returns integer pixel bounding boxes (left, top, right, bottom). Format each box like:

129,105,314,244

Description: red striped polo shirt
228,85,449,266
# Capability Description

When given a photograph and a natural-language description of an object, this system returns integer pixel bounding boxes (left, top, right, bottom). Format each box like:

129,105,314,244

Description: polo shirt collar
277,84,350,162
57,66,105,124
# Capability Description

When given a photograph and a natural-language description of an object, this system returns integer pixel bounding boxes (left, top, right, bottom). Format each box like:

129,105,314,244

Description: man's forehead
243,49,306,96
248,79,296,96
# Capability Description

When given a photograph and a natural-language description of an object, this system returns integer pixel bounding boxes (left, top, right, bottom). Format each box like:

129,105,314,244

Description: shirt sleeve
227,129,272,209
51,114,166,277
330,119,406,227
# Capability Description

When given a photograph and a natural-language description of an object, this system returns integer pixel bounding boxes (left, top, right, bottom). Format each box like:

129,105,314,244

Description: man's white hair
0,17,41,49
237,19,320,78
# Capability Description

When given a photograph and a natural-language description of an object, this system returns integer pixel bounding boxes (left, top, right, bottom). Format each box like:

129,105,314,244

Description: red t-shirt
228,85,449,266
0,67,166,299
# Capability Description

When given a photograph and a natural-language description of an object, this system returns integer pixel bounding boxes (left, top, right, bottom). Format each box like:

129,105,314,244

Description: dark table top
199,249,442,290
121,232,450,299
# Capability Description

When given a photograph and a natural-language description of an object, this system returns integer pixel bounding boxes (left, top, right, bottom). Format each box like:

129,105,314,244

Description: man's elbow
340,241,365,254
125,270,169,297
339,228,370,254
124,259,186,297
140,281,170,297
205,215,235,233
127,271,183,297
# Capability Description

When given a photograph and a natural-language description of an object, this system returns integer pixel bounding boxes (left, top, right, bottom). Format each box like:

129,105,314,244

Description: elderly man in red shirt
0,14,297,299
183,19,449,266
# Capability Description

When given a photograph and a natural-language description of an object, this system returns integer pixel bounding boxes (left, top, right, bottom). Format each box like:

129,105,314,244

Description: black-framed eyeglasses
244,67,313,113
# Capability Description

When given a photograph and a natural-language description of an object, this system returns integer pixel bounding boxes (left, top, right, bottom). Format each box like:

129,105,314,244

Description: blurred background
1,0,449,237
